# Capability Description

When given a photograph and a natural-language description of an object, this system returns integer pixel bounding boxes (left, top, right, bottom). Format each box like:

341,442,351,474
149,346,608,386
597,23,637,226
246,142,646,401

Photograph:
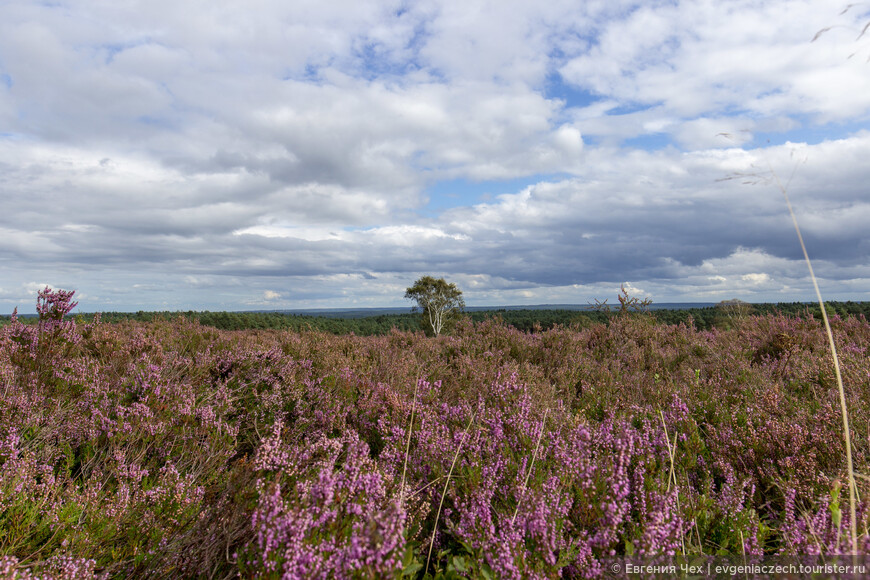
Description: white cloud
0,0,868,311
742,273,772,284
673,118,755,150
561,1,870,140
621,282,648,298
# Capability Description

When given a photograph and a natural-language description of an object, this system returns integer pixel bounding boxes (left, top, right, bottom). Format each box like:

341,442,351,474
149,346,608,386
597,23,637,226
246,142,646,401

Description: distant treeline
653,301,869,330
2,301,867,334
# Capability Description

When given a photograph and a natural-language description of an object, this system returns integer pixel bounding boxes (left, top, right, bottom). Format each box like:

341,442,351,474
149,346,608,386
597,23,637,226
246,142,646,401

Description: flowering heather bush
241,427,407,577
0,289,868,578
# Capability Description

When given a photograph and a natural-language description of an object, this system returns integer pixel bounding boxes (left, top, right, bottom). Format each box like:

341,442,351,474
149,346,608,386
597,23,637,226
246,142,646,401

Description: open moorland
1,291,869,578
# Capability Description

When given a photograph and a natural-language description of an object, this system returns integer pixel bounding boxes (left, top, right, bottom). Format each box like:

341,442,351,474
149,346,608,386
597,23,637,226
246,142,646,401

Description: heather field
2,290,870,578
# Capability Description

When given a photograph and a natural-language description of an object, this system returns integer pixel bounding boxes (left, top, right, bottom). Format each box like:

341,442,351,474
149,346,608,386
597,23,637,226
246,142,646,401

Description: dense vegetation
3,300,868,335
1,290,869,578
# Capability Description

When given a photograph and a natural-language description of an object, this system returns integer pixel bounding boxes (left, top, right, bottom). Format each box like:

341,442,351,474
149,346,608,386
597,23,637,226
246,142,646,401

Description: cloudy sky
2,0,869,313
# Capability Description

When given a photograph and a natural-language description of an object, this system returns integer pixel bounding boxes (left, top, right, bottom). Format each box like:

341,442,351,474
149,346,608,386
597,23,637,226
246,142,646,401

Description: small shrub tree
591,284,653,317
404,276,465,336
716,298,753,328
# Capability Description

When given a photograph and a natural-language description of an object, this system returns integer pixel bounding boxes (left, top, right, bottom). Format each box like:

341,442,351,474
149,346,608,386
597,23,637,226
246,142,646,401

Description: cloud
424,136,870,289
559,1,870,142
0,1,868,311
0,282,58,309
621,282,648,298
6,132,870,311
673,118,755,150
742,273,772,284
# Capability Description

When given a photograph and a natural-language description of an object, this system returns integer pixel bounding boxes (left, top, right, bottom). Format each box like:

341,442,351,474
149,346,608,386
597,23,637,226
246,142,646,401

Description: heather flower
244,430,407,578
1,293,869,577
36,286,78,323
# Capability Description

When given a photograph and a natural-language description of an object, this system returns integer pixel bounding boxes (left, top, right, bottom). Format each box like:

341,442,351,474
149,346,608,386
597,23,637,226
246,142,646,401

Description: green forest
3,301,867,335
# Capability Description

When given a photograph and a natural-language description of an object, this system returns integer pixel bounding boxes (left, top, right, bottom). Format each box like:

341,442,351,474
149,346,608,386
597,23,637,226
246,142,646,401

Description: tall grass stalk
770,162,858,555
425,407,478,573
511,408,549,526
659,409,684,554
659,410,677,494
398,378,420,510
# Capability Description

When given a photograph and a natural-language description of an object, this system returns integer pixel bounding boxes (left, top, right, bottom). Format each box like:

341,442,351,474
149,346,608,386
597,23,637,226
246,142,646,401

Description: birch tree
404,276,465,336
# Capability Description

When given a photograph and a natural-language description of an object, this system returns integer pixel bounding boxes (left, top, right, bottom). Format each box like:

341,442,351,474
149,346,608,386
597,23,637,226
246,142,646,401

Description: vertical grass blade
659,409,685,554
426,407,477,573
399,378,421,510
512,408,549,526
771,164,858,555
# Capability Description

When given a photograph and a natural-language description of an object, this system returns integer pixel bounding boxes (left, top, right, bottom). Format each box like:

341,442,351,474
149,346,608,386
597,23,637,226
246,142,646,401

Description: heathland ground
1,291,868,577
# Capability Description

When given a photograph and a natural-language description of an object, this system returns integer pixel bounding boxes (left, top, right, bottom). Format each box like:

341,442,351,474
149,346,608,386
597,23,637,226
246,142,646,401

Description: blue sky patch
623,133,674,151
751,120,870,148
421,173,572,216
544,71,599,110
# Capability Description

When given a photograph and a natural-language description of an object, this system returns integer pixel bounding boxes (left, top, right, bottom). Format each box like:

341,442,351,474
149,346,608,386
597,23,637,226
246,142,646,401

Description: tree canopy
404,276,465,336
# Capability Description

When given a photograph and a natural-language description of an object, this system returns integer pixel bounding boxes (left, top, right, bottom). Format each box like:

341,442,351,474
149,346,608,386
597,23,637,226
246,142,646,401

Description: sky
2,0,870,313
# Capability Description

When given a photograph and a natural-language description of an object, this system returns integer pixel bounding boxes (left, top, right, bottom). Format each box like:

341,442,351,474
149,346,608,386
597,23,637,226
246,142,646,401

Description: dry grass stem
425,407,478,573
399,379,420,510
659,409,684,554
512,408,550,526
770,162,858,555
659,410,677,493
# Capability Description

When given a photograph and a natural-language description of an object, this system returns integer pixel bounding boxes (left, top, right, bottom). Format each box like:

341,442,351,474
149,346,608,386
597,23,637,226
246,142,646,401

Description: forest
3,300,867,335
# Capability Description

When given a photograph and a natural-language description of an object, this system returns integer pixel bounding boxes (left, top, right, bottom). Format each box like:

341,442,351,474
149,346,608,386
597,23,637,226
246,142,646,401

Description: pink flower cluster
0,290,868,577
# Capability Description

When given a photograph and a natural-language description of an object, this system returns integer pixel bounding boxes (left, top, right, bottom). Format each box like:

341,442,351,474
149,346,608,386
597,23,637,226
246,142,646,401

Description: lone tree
404,276,465,336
